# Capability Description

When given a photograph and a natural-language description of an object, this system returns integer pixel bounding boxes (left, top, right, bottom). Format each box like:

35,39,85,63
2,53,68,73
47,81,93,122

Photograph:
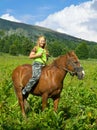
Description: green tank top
34,47,47,64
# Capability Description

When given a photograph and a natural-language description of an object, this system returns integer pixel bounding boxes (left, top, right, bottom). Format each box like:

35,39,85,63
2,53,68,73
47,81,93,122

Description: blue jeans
22,62,44,93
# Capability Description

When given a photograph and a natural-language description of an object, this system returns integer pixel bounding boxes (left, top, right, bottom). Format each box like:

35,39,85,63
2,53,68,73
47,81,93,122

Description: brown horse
12,51,85,117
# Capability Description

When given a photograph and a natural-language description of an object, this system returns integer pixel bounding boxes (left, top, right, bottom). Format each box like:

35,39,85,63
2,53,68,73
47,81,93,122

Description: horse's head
65,51,85,79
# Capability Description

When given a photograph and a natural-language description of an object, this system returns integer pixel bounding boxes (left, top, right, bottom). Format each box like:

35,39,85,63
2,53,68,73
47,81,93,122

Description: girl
22,36,49,95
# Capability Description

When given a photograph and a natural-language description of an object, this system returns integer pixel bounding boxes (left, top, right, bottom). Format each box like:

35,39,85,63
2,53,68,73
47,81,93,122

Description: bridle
66,59,83,75
55,58,83,76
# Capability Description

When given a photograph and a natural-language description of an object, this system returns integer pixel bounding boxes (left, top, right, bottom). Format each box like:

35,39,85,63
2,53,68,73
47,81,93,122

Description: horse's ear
67,50,74,57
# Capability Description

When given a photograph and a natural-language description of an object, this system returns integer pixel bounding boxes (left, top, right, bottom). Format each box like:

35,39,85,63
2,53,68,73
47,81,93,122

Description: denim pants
23,62,44,92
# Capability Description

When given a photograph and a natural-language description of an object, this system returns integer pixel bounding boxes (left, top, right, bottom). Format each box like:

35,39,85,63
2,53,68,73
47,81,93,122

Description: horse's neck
53,55,67,68
48,59,67,77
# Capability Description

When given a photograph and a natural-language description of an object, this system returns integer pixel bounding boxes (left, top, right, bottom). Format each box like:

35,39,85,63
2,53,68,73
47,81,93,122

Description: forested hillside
0,18,97,59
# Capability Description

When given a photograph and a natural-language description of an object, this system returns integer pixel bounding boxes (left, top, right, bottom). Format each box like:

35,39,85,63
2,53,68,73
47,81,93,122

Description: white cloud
0,13,21,23
35,0,97,42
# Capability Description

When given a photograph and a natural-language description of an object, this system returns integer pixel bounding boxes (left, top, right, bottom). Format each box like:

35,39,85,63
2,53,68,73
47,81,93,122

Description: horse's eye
74,61,79,64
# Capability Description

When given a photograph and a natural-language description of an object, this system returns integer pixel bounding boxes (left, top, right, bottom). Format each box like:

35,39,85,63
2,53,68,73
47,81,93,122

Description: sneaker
22,89,26,95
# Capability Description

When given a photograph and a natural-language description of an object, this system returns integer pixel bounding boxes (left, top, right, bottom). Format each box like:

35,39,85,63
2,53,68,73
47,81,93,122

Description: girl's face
39,37,46,48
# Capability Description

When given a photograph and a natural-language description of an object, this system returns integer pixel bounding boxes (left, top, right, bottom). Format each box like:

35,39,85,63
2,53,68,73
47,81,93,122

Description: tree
0,30,5,38
75,42,89,59
48,41,63,57
22,40,33,55
89,45,97,58
9,44,18,55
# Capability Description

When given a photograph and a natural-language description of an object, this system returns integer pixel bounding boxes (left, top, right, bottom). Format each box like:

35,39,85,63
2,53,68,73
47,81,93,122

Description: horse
12,51,85,117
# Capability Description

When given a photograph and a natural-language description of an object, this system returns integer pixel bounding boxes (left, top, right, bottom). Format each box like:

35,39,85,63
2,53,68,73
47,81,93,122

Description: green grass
0,54,97,130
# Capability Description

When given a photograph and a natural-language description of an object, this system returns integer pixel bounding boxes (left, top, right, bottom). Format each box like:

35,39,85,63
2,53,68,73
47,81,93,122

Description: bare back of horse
12,51,85,117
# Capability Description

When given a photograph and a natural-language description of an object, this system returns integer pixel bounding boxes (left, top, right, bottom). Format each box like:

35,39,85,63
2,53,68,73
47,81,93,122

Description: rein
61,67,76,75
55,64,76,75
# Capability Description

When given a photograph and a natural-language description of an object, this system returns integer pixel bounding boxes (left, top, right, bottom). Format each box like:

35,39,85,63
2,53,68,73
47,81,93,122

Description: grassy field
0,53,97,130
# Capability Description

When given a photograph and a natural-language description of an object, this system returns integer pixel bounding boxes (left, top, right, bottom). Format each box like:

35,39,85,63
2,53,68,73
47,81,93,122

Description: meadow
0,53,97,130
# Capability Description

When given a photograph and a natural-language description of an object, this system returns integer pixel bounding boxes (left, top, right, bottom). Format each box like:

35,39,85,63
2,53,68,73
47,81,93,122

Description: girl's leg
22,62,42,95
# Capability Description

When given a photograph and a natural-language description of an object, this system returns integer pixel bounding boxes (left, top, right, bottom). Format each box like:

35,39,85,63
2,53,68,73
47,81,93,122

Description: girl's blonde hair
37,36,47,48
36,35,49,55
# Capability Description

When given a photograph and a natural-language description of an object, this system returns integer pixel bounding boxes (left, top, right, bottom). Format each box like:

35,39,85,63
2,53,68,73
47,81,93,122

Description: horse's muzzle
74,67,85,80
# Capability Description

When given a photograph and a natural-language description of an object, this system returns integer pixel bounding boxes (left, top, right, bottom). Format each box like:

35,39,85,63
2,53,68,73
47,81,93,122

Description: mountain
1,18,97,58
0,18,91,43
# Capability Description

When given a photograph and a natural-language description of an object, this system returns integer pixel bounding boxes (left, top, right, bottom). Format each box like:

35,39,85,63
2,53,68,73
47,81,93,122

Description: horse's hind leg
18,92,26,117
14,86,26,117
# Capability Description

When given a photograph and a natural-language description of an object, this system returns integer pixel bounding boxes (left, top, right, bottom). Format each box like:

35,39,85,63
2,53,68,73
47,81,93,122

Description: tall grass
0,54,97,130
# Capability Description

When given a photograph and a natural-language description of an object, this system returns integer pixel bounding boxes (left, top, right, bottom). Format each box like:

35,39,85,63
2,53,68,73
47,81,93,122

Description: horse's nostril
77,70,85,79
82,70,85,77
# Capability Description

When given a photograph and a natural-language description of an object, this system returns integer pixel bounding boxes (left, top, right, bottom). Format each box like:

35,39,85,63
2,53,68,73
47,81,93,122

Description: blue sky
0,0,88,24
0,0,97,42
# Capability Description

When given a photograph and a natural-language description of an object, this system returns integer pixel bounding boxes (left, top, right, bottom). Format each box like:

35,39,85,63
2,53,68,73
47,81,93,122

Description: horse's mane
48,54,67,68
48,51,77,67
51,55,65,65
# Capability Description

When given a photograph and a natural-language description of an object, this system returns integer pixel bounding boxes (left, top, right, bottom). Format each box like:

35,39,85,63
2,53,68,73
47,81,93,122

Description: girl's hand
36,53,43,57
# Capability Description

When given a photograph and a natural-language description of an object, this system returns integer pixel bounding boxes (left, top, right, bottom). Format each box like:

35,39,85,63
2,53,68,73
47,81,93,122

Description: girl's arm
29,51,42,59
29,46,43,59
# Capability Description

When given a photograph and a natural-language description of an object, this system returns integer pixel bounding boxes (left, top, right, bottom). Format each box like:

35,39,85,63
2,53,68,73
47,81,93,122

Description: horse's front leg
53,96,60,111
42,93,48,111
